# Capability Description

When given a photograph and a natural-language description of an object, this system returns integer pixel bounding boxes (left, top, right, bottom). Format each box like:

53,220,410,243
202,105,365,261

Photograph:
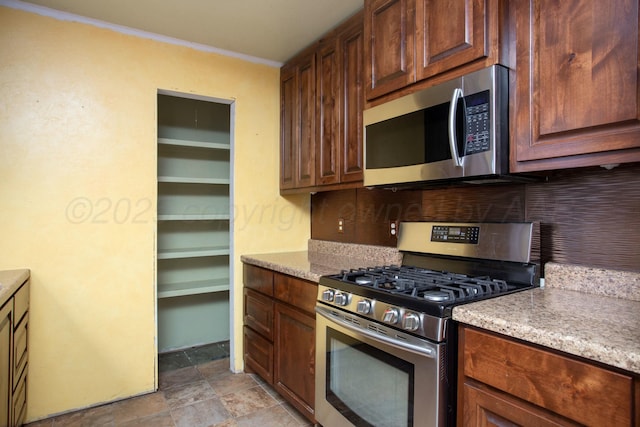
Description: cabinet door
415,0,488,80
316,38,341,186
461,380,579,427
339,12,365,183
512,0,640,171
280,64,297,190
365,0,416,100
280,52,316,190
274,302,316,423
243,326,273,384
0,303,12,427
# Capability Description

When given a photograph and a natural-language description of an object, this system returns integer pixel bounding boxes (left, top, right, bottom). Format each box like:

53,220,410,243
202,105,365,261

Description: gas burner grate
338,266,513,304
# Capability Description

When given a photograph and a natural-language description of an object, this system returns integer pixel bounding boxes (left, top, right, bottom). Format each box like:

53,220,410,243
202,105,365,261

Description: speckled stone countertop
241,240,402,283
0,269,30,308
453,262,640,375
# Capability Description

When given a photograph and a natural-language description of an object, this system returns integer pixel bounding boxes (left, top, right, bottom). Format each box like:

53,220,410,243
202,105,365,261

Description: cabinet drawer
243,264,274,296
274,274,317,315
13,314,27,389
244,289,274,341
462,327,633,427
13,280,29,327
12,369,26,427
243,326,273,384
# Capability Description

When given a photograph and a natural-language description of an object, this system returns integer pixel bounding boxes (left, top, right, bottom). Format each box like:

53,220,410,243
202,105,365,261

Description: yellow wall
0,7,309,421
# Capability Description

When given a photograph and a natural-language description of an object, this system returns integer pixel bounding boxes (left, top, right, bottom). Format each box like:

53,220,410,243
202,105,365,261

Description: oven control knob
321,289,335,302
402,312,420,332
356,299,372,314
334,292,349,306
382,308,399,325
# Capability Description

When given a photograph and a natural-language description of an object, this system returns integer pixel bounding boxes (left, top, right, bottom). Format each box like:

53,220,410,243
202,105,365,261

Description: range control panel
431,225,480,244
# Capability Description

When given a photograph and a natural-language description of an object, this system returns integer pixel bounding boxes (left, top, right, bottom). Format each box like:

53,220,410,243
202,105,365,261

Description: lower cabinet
243,264,316,423
0,278,29,427
458,326,638,427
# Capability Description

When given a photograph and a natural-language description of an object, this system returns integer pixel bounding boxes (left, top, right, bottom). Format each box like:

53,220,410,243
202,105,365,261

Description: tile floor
25,342,314,427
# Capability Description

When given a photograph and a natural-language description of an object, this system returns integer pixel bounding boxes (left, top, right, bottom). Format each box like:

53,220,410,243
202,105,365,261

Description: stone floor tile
281,402,314,426
158,350,191,373
111,392,169,424
258,382,286,403
24,418,54,427
185,342,229,365
51,403,114,426
159,365,204,390
197,358,232,380
170,397,231,427
117,411,175,427
208,372,259,396
219,385,278,418
163,379,217,410
233,404,301,427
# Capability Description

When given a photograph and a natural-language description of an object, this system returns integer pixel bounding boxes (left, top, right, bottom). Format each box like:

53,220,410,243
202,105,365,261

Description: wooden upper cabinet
316,38,341,186
281,11,364,192
365,0,416,100
415,0,489,80
512,0,640,172
280,51,316,190
280,65,296,190
365,0,502,101
339,13,365,183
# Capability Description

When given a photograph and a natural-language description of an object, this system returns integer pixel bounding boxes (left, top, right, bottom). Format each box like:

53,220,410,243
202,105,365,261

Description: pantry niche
156,92,232,352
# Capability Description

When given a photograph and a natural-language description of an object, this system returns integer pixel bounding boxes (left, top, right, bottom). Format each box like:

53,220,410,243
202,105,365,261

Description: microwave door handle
448,88,464,167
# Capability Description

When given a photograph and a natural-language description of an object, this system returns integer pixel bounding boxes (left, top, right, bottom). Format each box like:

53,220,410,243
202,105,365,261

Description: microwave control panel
464,90,490,155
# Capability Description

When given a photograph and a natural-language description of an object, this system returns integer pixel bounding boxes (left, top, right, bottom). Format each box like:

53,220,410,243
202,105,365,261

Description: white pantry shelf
158,137,230,150
158,246,230,260
158,176,230,185
157,278,230,299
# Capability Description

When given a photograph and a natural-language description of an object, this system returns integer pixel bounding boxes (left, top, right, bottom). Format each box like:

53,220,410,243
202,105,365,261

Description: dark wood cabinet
242,263,317,423
273,301,315,421
281,11,364,193
415,0,490,81
0,302,11,427
364,0,506,101
280,51,316,190
0,279,29,427
511,0,640,172
364,0,416,100
458,326,638,427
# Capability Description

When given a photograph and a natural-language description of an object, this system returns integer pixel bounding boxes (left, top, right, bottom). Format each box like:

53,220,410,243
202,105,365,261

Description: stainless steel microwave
364,65,509,188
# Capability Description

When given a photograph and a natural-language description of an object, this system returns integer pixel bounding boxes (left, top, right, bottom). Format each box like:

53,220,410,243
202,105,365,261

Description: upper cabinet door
315,39,341,186
339,13,365,183
280,52,316,190
415,0,489,81
280,65,297,190
512,0,640,171
365,0,416,100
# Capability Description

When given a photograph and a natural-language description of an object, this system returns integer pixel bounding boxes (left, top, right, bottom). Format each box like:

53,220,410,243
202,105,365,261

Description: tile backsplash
311,163,640,273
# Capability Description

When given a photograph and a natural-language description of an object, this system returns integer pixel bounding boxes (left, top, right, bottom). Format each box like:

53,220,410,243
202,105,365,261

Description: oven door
315,304,447,427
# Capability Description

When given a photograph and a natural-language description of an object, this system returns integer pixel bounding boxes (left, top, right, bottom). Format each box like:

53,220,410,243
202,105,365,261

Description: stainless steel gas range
315,222,539,427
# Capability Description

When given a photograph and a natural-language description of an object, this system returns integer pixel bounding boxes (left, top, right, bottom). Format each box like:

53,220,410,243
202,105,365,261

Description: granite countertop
453,262,640,375
0,269,30,308
241,240,402,283
242,243,640,375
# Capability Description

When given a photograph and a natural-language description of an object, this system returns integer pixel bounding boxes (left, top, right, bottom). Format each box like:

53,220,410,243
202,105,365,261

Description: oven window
326,327,414,427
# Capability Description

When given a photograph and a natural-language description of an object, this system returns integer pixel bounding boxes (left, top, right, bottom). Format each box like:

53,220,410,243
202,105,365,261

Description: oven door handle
316,306,437,359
